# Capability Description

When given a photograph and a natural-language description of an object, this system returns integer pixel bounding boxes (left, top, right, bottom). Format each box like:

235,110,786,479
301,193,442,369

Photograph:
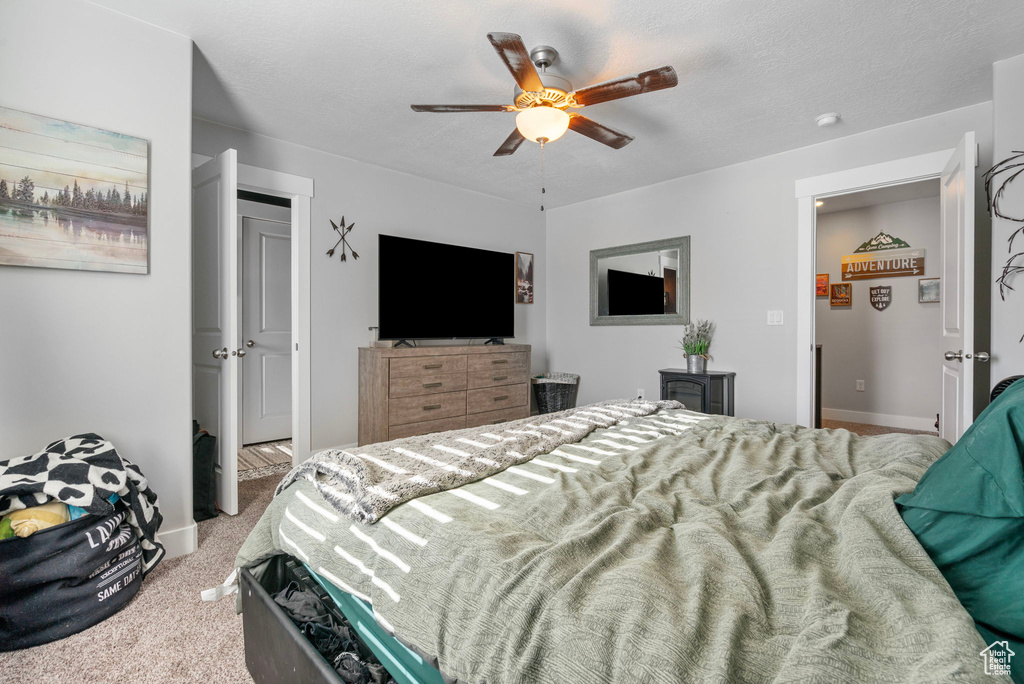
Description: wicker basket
531,373,580,414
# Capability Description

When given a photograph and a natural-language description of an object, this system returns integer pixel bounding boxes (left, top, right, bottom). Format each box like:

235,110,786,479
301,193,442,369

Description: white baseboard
157,520,198,559
821,408,936,432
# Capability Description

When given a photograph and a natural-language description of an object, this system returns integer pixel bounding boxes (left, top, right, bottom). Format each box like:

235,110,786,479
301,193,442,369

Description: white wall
193,120,547,451
815,198,942,425
546,103,992,425
991,54,1024,387
0,2,195,555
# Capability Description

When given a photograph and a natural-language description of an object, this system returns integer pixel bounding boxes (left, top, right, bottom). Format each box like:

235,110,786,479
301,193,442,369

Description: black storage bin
241,555,398,684
193,421,218,522
531,372,580,414
0,508,144,651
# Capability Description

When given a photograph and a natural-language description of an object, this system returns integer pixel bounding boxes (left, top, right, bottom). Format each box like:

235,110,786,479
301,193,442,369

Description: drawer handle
493,395,509,401
423,404,442,411
423,363,442,369
492,375,508,381
490,419,506,424
422,382,443,388
491,360,508,365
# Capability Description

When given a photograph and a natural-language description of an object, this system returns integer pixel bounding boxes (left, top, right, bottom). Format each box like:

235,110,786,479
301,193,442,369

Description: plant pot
686,355,706,373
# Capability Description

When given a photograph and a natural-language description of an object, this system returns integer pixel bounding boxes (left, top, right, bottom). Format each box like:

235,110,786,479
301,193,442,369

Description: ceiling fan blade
486,32,545,93
568,115,634,149
570,66,678,107
411,104,511,112
493,129,526,156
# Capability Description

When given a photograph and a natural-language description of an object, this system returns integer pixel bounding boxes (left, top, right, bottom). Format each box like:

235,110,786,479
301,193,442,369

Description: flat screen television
607,268,665,315
378,234,514,341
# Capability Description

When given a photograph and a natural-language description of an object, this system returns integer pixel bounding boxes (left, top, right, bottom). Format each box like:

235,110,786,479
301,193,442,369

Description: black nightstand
659,369,736,416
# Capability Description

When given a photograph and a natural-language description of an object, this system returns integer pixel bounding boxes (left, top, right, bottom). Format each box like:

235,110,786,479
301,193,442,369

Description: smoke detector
815,112,841,128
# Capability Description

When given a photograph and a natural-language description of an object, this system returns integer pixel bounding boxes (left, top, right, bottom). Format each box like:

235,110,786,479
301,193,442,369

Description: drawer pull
490,419,506,424
491,359,508,365
492,375,508,381
423,363,442,369
423,404,442,411
493,395,509,401
422,382,443,388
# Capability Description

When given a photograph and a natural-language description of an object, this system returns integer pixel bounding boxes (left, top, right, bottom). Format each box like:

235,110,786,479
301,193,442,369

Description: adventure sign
870,285,892,311
841,248,925,280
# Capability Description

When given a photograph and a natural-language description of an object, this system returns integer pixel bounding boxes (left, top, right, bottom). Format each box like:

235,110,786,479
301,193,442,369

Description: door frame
793,149,953,428
193,153,313,466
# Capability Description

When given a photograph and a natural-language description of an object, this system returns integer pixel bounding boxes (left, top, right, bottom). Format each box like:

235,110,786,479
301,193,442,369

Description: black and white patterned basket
531,373,580,414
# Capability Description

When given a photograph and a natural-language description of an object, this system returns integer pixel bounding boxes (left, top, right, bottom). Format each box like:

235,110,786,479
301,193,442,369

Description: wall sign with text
870,285,892,311
841,247,925,281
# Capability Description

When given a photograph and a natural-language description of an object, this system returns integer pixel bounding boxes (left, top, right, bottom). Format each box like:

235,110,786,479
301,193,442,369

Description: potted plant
678,319,714,373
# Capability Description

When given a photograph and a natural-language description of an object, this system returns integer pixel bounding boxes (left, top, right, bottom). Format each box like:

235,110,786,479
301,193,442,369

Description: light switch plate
767,310,784,326
856,380,865,391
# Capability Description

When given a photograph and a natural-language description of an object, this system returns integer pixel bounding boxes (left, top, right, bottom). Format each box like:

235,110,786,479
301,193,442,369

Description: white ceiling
93,0,1024,208
817,179,940,215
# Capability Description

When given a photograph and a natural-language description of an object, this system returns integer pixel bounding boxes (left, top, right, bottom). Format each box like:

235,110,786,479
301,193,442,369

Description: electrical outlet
767,310,784,326
856,380,865,392
636,388,645,400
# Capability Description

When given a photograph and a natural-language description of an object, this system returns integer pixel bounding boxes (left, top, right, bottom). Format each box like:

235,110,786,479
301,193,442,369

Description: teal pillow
898,379,1024,682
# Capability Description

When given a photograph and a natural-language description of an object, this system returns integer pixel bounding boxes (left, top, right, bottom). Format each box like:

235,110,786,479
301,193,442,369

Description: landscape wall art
0,106,149,274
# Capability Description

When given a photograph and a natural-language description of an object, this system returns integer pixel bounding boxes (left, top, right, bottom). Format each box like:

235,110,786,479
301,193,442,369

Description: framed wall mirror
590,236,690,326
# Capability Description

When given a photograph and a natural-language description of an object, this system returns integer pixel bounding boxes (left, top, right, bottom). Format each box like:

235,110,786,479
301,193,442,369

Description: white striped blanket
275,399,683,523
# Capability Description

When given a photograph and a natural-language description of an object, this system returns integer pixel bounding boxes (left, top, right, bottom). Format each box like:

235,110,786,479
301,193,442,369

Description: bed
237,398,1017,683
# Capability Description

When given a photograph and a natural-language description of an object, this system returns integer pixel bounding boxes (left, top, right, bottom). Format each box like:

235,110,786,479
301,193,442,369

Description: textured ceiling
817,179,940,215
91,0,1024,208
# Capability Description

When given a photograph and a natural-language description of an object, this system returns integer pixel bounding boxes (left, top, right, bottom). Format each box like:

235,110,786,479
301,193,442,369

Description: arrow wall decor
327,216,359,263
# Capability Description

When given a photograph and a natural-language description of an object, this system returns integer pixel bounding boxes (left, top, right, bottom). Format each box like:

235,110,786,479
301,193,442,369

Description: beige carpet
238,439,292,471
822,418,938,437
0,475,278,684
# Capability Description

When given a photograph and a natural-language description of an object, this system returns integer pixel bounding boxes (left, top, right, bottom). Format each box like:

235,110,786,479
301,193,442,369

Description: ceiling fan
411,33,678,156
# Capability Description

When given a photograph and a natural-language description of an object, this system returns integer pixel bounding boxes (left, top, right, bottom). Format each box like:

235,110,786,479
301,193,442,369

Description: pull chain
540,139,546,212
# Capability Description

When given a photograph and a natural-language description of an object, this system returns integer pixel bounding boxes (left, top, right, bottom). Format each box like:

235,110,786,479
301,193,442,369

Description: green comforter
237,409,1002,683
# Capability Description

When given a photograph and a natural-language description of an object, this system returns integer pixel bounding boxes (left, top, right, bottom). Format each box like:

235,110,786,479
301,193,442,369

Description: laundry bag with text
0,507,144,650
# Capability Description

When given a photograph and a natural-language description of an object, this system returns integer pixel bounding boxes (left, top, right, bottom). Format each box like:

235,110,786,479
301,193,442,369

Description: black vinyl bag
193,423,219,522
0,508,144,651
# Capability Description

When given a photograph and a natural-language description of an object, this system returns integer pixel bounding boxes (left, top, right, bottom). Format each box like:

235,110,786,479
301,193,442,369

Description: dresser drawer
388,415,467,440
467,352,529,374
467,368,529,389
390,355,468,378
465,405,530,428
390,372,468,398
467,383,528,415
389,390,466,426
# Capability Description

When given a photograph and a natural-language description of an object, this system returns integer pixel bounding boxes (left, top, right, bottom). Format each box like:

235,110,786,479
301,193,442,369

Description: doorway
814,180,941,436
795,134,984,443
192,150,312,515
237,195,293,475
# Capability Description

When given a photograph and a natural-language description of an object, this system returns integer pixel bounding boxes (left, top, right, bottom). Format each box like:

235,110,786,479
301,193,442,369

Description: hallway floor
822,419,938,437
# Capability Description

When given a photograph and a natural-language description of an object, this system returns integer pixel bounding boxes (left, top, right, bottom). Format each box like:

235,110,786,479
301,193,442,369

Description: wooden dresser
358,344,532,446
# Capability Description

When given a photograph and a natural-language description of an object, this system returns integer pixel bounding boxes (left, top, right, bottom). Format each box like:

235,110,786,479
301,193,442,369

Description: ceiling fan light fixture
516,106,570,144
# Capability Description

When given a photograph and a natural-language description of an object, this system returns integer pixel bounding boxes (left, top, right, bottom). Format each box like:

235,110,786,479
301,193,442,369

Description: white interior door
939,132,975,443
241,211,292,444
192,149,239,515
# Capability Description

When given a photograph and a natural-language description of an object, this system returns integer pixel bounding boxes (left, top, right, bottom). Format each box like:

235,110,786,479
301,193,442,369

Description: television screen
607,269,664,315
378,234,514,341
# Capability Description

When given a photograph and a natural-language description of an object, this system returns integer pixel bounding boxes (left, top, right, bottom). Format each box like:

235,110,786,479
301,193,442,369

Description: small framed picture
515,252,534,304
816,273,829,297
830,283,852,307
919,277,940,303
